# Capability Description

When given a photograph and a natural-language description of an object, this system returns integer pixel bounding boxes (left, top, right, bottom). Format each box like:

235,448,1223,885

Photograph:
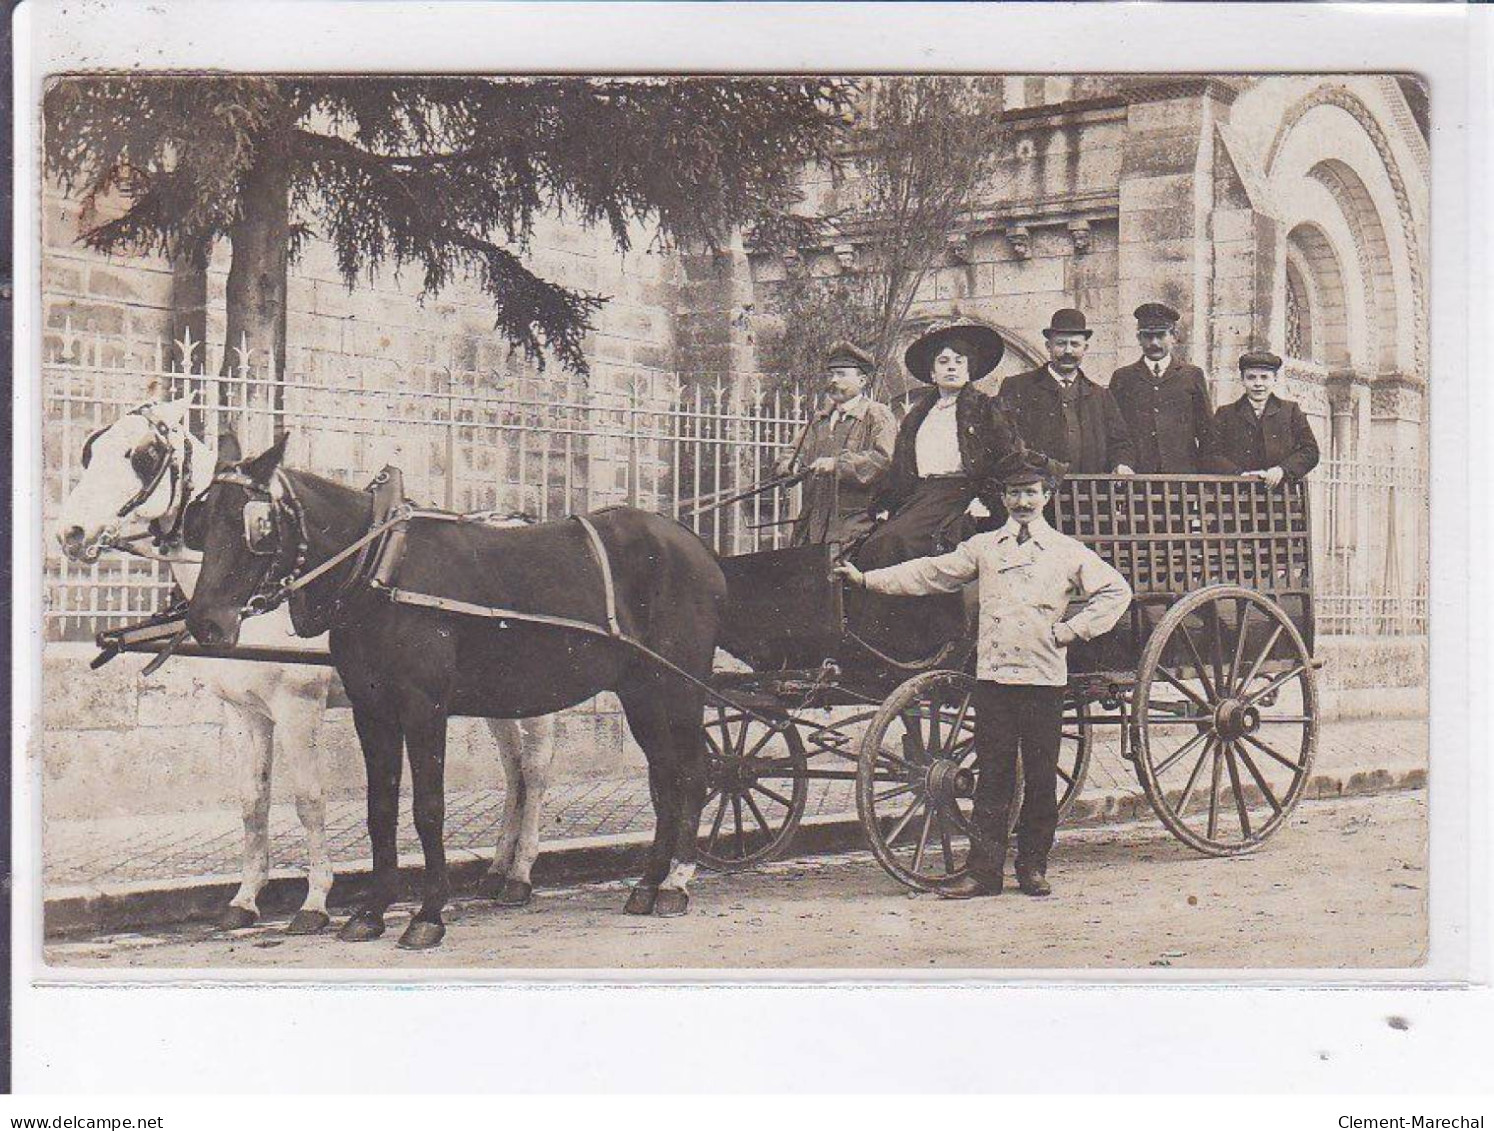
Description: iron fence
1311,457,1428,636
42,326,808,641
42,326,1428,643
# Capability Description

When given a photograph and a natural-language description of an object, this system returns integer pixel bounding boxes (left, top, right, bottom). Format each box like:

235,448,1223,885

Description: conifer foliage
45,76,853,375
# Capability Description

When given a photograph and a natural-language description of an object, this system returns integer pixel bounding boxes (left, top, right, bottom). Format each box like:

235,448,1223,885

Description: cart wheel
857,670,981,892
696,706,808,872
1058,699,1093,824
1005,698,1092,832
1133,585,1317,856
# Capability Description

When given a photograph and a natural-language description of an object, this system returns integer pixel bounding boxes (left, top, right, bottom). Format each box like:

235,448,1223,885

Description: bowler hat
825,340,875,375
1041,308,1093,339
1238,349,1283,373
1134,302,1181,330
903,319,1005,384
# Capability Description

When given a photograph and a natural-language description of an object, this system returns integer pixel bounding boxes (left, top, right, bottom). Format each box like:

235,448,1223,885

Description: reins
78,405,202,562
205,467,820,732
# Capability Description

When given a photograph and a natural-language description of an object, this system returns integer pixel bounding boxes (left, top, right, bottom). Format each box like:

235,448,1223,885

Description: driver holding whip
775,340,897,549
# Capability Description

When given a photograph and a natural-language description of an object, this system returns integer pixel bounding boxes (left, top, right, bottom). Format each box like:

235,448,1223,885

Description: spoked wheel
1133,585,1318,856
1057,700,1093,824
857,672,1096,891
857,671,980,892
696,706,809,872
1005,698,1093,832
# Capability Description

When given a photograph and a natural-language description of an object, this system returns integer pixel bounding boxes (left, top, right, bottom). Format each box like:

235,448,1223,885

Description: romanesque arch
1266,85,1426,379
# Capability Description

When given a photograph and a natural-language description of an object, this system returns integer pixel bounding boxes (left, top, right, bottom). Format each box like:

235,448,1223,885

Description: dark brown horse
185,436,727,949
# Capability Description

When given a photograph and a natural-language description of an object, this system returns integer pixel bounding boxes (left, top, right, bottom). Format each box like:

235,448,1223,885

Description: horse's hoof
285,909,331,936
397,920,446,951
623,884,658,915
217,906,258,931
337,911,386,943
475,872,508,899
492,879,533,908
654,889,690,917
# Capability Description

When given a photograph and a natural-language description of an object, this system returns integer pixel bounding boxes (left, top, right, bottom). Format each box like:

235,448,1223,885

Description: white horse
55,395,556,932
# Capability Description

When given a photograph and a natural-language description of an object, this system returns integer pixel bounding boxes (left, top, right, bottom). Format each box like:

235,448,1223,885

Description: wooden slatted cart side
1041,473,1321,857
1051,474,1315,688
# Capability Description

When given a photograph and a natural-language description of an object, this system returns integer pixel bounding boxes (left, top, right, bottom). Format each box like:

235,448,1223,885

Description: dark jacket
1212,394,1321,482
1110,357,1218,473
877,383,1025,512
996,366,1135,473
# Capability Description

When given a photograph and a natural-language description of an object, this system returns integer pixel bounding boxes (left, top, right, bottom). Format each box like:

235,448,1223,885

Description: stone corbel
781,247,806,277
945,232,972,265
832,243,857,273
1006,225,1032,260
1067,220,1092,255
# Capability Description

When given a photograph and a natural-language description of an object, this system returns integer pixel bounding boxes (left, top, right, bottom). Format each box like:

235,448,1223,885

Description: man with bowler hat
775,340,897,548
1110,302,1218,473
998,308,1136,474
835,449,1131,898
1213,350,1320,487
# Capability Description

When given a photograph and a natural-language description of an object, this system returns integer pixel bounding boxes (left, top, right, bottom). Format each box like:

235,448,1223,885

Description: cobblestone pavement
43,717,1427,891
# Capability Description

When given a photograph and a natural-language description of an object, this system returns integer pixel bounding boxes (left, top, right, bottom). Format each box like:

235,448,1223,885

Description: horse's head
55,396,194,561
185,432,296,648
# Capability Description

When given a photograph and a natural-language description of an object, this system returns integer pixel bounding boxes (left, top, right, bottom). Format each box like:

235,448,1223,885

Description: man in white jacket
836,450,1131,898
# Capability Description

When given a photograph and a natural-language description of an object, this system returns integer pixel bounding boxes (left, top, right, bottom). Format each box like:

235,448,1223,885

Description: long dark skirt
848,477,976,665
855,477,975,568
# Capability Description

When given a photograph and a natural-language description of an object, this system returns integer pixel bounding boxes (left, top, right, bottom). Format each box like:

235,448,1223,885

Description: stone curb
41,768,1427,939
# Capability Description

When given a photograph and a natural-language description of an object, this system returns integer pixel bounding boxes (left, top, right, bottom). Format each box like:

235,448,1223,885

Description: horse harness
147,463,808,731
81,404,196,554
213,464,630,650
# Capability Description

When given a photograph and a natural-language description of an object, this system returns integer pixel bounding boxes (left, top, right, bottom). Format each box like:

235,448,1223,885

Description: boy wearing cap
998,308,1136,475
1213,350,1321,487
835,451,1132,898
1110,303,1219,473
775,340,898,547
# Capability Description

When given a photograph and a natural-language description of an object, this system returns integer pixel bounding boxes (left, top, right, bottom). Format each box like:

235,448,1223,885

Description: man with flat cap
998,308,1135,475
836,449,1131,899
1213,350,1320,488
1110,303,1218,473
775,340,897,548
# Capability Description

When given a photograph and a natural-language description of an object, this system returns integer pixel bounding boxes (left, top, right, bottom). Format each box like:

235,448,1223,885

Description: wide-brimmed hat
1238,349,1283,373
903,319,1005,384
1134,302,1181,331
1041,308,1093,340
824,340,875,375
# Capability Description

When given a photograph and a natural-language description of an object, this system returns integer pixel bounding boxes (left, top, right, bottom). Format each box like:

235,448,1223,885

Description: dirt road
46,791,1427,971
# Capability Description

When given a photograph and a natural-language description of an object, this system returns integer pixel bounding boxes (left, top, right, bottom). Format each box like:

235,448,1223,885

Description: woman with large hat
858,318,1022,568
848,318,1029,662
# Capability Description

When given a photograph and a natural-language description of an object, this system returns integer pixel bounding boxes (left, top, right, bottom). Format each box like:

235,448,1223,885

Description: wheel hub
1213,698,1260,741
925,760,975,806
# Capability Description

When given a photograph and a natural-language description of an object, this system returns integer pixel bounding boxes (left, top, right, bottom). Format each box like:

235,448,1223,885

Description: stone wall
41,180,686,785
39,644,647,821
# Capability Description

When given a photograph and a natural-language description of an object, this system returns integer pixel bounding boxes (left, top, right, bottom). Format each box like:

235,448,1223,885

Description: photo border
11,0,1488,1092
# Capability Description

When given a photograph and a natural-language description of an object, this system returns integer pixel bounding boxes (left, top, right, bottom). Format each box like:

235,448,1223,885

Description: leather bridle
80,405,196,557
207,466,309,617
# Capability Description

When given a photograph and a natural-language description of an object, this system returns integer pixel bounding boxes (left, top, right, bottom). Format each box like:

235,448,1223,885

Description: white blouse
914,396,963,477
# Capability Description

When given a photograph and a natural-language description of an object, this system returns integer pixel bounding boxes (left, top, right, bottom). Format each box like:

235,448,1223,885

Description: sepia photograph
33,68,1431,973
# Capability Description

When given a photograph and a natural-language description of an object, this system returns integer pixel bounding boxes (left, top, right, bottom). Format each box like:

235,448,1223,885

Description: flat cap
1134,302,1181,330
1237,350,1283,372
824,340,875,375
994,446,1064,487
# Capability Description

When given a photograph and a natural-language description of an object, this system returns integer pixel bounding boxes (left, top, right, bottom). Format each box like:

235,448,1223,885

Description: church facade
712,74,1430,709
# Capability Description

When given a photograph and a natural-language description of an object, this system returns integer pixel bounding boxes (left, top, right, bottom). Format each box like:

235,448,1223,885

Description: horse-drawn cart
98,471,1319,899
697,474,1320,891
